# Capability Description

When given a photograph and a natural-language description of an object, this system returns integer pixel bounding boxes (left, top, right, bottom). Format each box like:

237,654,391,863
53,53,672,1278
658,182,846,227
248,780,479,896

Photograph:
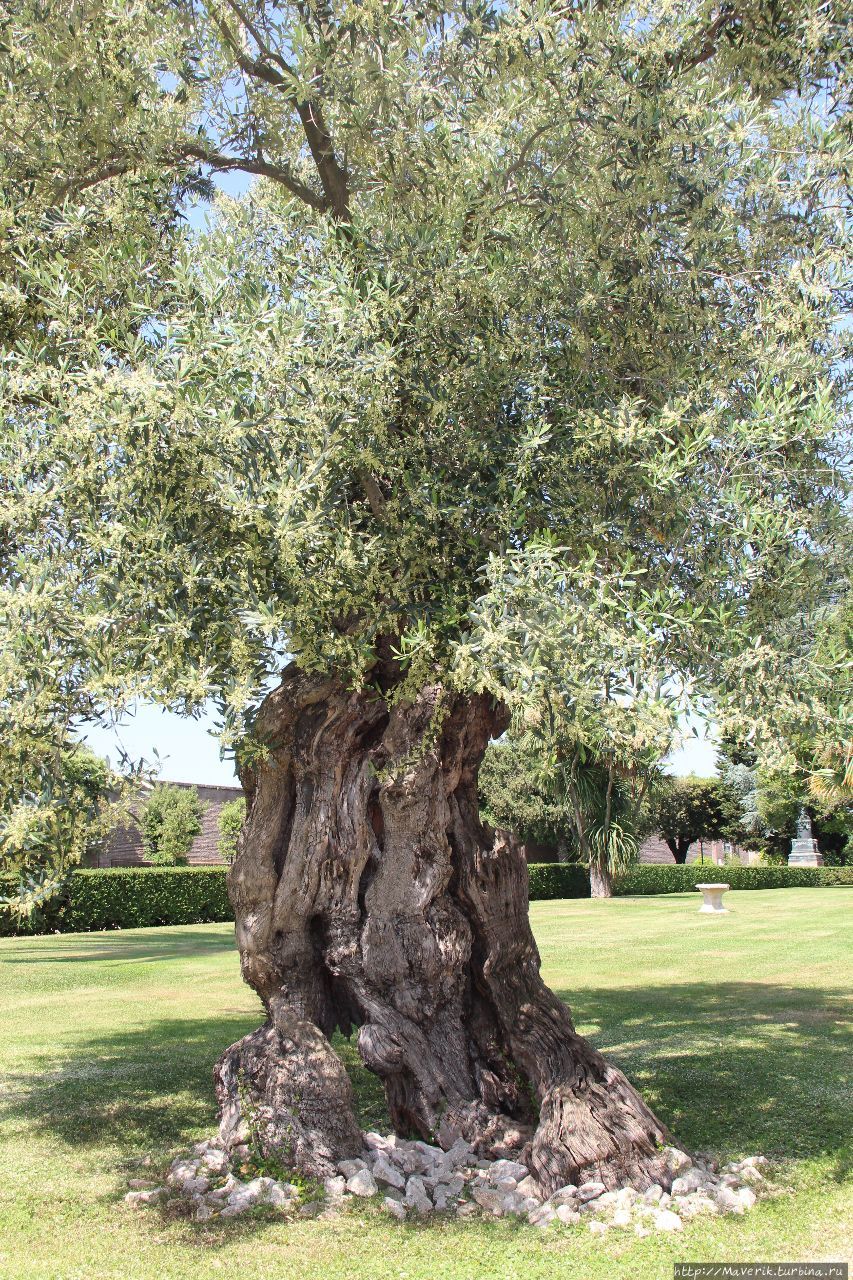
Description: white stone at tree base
472,1184,506,1214
371,1153,406,1189
124,1188,166,1207
549,1185,580,1207
488,1159,528,1183
696,883,730,913
124,1124,772,1232
663,1146,693,1175
654,1208,684,1232
404,1175,432,1215
671,1168,707,1195
528,1203,557,1227
347,1168,378,1197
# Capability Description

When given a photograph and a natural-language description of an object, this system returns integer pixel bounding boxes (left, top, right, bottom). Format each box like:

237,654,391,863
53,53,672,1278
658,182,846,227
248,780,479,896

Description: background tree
479,738,576,858
217,796,247,865
2,0,850,1192
0,744,119,918
139,784,206,866
480,733,659,892
653,776,727,863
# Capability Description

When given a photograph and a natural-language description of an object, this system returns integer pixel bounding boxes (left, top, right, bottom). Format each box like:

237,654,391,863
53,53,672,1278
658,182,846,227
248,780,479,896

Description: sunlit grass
0,889,850,1279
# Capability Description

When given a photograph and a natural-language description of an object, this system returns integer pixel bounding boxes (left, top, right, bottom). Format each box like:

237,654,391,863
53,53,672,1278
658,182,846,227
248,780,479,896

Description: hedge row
2,862,851,936
529,862,853,899
612,863,853,895
526,863,590,900
0,867,232,937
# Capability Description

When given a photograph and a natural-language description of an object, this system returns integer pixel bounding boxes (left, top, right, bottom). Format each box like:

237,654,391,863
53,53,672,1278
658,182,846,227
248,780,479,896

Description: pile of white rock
124,1131,773,1233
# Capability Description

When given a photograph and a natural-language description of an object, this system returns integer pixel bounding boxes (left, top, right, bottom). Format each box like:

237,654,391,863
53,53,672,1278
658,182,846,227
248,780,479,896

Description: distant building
638,833,760,867
523,832,759,866
90,781,243,868
94,786,758,869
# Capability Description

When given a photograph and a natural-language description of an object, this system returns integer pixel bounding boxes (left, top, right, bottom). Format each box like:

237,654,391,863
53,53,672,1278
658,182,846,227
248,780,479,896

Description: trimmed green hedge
0,867,232,937
528,863,590,899
612,864,853,896
1,861,850,936
524,862,853,901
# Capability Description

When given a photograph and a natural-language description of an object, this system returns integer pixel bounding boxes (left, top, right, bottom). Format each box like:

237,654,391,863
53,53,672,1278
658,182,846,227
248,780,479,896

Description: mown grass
0,889,850,1279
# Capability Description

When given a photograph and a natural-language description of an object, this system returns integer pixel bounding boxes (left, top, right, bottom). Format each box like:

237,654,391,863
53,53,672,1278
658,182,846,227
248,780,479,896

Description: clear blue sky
76,701,718,786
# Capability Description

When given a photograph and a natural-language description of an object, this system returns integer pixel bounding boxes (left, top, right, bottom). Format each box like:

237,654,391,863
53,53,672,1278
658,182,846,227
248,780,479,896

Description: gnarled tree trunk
215,664,670,1194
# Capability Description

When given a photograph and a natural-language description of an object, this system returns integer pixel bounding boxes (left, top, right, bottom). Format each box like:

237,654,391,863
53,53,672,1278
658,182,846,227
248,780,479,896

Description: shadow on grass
560,981,852,1176
0,925,237,967
0,1013,257,1158
4,982,849,1184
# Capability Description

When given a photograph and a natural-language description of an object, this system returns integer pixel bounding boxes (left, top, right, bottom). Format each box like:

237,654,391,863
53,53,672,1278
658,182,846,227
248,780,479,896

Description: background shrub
611,864,853,895
140,785,206,865
527,863,591,900
217,797,246,864
0,867,231,936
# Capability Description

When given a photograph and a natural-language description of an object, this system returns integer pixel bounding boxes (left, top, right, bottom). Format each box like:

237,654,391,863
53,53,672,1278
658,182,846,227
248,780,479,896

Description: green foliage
651,776,728,862
0,744,121,924
1,0,850,843
479,739,575,850
3,861,850,934
216,796,246,864
139,785,205,866
612,865,853,896
718,736,853,865
481,730,660,896
0,867,232,936
527,863,591,900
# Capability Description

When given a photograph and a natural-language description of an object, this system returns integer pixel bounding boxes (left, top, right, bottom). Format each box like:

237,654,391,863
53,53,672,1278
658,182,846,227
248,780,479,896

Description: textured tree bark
215,663,671,1193
589,860,614,898
666,840,691,864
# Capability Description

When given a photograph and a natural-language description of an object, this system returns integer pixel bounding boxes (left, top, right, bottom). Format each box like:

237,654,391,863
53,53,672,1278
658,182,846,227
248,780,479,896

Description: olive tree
2,0,850,1192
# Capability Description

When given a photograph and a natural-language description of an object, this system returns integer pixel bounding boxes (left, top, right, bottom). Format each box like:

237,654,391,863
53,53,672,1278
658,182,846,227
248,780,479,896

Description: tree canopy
652,774,727,862
2,0,850,831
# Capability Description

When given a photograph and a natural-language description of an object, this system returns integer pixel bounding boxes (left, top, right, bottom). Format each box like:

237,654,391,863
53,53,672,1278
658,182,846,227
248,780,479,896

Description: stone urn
695,883,730,914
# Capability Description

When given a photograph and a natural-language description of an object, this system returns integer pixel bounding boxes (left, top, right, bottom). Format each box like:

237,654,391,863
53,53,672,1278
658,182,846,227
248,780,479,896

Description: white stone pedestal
696,883,730,914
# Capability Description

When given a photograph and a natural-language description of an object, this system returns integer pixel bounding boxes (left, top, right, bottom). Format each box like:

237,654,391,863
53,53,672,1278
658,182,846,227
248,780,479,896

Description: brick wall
95,782,244,867
638,834,756,866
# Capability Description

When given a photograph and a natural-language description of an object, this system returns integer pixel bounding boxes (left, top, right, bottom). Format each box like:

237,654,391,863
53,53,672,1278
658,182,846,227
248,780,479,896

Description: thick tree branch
51,143,327,212
357,468,386,519
211,0,349,219
182,144,327,210
665,6,742,75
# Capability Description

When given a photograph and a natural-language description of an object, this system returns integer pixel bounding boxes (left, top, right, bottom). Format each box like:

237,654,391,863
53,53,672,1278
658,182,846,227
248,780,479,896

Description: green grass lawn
0,889,850,1279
